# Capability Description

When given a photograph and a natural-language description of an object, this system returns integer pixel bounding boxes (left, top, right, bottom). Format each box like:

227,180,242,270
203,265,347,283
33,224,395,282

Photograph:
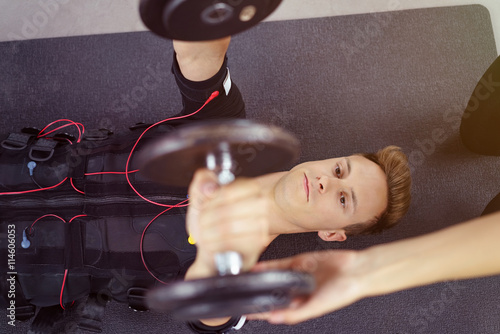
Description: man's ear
318,230,347,242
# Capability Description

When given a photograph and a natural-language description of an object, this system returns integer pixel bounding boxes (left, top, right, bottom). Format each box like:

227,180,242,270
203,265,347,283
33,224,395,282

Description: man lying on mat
174,37,411,332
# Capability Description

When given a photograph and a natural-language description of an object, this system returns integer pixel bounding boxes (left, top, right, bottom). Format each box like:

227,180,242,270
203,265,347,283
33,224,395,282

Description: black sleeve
187,316,246,334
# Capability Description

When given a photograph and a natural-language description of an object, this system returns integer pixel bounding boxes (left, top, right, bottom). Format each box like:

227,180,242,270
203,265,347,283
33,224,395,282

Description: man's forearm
359,211,500,298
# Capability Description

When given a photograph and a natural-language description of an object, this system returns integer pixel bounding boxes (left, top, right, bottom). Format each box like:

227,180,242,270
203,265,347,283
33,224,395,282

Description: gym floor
1,0,500,55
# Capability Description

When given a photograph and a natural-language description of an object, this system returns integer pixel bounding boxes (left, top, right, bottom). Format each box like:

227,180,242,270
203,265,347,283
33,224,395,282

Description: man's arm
361,211,500,295
184,169,272,328
250,211,500,324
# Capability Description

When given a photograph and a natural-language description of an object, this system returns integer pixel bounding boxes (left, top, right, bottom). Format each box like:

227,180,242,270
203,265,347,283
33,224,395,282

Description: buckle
29,138,57,161
127,287,149,312
1,133,32,150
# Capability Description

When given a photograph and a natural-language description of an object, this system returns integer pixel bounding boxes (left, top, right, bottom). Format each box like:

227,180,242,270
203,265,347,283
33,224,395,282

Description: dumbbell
139,0,283,41
138,120,315,320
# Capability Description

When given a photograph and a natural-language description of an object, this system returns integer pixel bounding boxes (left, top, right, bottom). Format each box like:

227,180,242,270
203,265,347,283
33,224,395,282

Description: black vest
0,124,197,315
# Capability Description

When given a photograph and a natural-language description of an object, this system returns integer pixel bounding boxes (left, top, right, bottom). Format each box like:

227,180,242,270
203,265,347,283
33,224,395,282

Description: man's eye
335,165,341,178
340,192,346,208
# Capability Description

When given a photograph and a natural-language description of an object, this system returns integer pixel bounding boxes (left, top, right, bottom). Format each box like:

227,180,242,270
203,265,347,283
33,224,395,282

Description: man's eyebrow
345,158,357,215
351,187,358,215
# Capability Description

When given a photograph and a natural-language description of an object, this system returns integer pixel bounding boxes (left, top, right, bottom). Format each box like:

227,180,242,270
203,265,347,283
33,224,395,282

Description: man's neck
253,171,309,244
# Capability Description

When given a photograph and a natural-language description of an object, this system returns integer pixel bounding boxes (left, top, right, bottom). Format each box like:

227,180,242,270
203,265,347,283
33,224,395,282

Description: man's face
274,155,388,240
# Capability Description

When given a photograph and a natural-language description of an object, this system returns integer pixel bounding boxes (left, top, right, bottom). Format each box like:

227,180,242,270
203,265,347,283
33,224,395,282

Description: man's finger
246,312,272,321
187,168,219,241
252,257,299,273
266,299,323,325
204,177,262,207
247,298,306,323
189,168,219,200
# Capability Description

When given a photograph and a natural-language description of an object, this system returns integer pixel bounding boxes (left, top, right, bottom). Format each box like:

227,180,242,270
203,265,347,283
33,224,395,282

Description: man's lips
304,173,309,202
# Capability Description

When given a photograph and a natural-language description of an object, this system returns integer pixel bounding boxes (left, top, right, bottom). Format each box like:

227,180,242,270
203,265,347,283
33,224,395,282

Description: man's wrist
356,239,427,299
339,248,375,301
355,245,398,299
186,257,217,281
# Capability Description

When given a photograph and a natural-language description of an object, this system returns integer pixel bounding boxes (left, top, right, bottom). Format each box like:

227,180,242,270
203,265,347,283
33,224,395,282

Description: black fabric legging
482,192,500,216
460,56,500,216
460,55,500,156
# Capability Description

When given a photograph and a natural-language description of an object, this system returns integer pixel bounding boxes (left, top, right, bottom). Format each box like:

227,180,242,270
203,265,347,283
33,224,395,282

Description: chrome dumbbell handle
206,142,243,276
214,252,243,276
206,142,235,185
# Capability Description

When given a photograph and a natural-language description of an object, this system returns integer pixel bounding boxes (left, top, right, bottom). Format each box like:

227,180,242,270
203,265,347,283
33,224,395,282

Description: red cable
25,212,75,310
38,124,75,139
140,198,189,284
125,91,219,207
38,119,85,143
59,269,75,310
60,269,68,309
44,136,74,145
29,214,67,234
1,93,217,198
38,119,84,135
0,177,68,196
70,178,85,194
23,213,75,310
5,95,218,284
69,214,87,223
0,119,83,196
84,170,139,176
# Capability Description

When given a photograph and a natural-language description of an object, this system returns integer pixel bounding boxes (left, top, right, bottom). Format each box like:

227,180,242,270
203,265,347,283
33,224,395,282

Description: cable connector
27,161,37,176
21,228,31,249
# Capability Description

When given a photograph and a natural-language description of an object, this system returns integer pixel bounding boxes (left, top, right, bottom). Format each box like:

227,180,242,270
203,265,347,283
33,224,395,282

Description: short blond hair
344,146,412,235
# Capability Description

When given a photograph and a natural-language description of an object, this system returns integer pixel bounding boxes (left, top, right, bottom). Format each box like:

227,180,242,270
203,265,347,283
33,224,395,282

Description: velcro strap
29,138,57,161
65,220,84,270
1,132,32,150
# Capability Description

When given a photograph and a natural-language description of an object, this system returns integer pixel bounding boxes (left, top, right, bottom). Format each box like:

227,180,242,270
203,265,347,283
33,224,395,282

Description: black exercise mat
2,4,500,334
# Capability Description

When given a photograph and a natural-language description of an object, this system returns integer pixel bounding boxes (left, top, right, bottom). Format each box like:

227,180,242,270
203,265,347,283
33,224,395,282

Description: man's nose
317,175,338,193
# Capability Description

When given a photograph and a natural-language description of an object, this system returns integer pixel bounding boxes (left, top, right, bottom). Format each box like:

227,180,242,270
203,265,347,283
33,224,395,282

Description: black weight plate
137,120,300,186
146,270,315,320
139,0,283,41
